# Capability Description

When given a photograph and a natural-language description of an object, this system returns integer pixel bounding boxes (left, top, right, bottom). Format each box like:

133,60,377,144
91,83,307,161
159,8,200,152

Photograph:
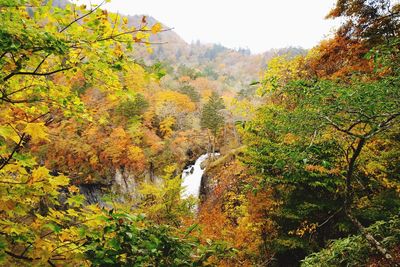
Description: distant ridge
54,1,307,86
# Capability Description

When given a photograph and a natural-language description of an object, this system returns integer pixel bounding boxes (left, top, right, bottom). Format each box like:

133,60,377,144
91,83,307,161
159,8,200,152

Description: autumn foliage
1,0,399,266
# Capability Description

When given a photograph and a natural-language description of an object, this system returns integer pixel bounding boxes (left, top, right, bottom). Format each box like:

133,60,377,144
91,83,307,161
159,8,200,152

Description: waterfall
181,153,219,198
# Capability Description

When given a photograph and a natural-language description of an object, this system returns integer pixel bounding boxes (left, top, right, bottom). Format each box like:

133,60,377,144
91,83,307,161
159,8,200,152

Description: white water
181,153,219,198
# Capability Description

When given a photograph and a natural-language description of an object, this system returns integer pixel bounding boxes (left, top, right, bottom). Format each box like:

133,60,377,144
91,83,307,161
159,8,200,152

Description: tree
242,40,400,265
201,91,225,154
116,93,149,118
327,0,400,45
0,0,164,265
177,84,201,102
154,90,196,134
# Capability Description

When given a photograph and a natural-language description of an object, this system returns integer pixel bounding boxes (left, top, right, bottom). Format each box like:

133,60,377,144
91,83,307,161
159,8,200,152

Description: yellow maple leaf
151,22,162,34
24,122,49,143
31,166,49,184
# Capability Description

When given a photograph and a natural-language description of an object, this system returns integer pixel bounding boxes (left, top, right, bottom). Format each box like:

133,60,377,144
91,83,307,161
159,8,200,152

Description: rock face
199,172,212,202
199,148,245,203
78,169,138,205
199,161,219,202
78,166,163,205
113,169,137,197
79,184,104,205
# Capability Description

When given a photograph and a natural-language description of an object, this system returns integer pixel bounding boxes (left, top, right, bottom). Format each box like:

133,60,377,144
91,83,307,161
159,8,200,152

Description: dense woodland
0,0,399,266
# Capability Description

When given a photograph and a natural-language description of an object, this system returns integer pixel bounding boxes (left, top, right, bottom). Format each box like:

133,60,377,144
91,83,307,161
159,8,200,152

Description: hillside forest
0,0,400,266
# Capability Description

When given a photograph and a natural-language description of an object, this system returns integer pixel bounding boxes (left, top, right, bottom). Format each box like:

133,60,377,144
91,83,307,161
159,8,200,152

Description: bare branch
29,112,50,123
110,12,119,37
307,130,318,148
346,119,365,132
96,28,172,42
317,208,343,228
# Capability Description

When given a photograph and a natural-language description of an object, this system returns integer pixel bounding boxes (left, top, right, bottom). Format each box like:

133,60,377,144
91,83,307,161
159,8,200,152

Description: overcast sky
73,0,339,54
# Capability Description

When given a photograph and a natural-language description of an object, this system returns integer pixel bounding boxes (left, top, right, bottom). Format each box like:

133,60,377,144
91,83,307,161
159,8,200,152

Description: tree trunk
344,138,397,265
232,125,241,145
207,130,211,155
212,135,215,155
149,162,155,182
346,210,398,266
344,138,365,209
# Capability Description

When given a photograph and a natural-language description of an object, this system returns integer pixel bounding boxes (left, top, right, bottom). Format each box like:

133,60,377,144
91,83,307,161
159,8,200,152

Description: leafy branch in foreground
0,0,168,265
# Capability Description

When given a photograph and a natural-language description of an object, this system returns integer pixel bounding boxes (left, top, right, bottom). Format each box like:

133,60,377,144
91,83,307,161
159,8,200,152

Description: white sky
73,0,339,54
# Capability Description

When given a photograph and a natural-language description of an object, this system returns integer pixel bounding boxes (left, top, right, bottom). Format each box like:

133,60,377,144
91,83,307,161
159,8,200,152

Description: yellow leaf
151,22,162,34
48,175,69,187
31,166,49,184
135,31,147,40
89,155,99,165
59,231,70,242
160,116,175,138
24,122,49,143
67,208,79,217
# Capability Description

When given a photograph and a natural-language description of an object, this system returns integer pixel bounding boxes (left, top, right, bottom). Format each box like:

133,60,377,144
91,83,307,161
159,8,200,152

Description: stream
181,153,219,198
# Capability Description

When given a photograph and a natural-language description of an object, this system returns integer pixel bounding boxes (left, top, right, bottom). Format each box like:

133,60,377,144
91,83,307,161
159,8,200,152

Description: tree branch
5,250,38,261
317,208,343,228
33,54,50,73
59,1,106,33
0,133,26,170
5,84,36,97
323,116,364,139
0,96,41,104
366,112,400,139
0,51,7,60
96,28,172,42
3,67,73,82
340,133,398,264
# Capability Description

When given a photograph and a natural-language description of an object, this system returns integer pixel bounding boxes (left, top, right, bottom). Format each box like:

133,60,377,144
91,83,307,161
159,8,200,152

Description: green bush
85,211,234,266
301,216,400,267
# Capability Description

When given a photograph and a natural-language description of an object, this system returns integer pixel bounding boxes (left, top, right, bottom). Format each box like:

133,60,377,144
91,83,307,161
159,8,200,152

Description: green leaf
0,125,20,143
44,223,61,233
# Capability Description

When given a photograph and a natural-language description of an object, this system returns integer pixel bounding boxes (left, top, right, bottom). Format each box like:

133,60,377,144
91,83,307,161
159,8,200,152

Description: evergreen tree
201,92,225,153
